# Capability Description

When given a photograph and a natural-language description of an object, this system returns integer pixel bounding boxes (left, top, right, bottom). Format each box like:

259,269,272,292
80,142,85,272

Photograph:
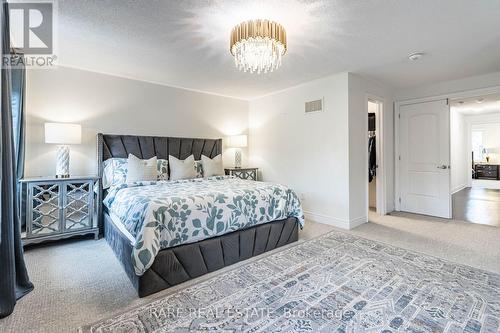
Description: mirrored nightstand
19,176,99,245
225,168,258,181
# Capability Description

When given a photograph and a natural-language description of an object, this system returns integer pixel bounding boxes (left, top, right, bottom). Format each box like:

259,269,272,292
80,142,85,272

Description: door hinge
399,197,402,204
399,155,401,161
398,113,401,119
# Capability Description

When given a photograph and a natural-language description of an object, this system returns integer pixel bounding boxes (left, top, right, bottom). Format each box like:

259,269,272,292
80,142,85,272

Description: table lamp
227,135,247,168
483,148,490,163
45,122,81,178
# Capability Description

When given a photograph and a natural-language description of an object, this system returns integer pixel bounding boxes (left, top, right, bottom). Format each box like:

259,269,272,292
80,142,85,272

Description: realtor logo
9,2,53,54
4,1,57,68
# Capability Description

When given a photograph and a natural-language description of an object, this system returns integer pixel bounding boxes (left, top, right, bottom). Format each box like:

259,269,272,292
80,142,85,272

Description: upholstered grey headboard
96,133,222,234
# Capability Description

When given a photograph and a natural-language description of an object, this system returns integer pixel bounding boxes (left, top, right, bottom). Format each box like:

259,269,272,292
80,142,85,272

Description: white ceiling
56,0,500,100
451,92,500,115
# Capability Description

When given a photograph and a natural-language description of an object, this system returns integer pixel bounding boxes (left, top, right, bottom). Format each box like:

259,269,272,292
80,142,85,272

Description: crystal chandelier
230,19,287,74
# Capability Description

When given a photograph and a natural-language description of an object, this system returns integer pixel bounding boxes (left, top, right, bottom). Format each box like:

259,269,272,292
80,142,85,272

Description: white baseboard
451,183,467,194
304,211,367,230
349,216,368,228
304,211,350,229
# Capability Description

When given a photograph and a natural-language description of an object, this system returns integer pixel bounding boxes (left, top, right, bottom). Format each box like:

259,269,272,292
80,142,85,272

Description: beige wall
249,73,352,227
25,66,249,177
248,72,395,229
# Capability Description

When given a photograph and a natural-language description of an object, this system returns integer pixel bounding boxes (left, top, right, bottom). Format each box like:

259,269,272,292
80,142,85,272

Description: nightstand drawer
479,170,497,177
481,165,497,171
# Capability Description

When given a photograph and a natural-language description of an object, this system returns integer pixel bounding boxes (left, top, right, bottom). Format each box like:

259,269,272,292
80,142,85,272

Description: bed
97,134,304,297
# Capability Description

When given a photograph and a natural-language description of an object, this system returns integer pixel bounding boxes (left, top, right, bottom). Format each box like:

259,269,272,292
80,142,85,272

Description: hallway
452,187,500,226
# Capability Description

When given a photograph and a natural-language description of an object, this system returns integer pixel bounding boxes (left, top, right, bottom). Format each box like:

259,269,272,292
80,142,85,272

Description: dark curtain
0,0,34,318
12,62,26,227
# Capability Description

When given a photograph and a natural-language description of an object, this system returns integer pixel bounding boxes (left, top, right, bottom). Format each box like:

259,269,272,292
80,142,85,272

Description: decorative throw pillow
102,157,168,188
157,159,169,180
194,160,204,178
126,154,158,183
102,158,128,189
169,155,196,180
201,154,224,177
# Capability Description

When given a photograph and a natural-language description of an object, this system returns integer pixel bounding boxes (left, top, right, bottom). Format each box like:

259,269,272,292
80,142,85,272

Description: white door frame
466,120,476,188
395,85,500,212
366,94,387,216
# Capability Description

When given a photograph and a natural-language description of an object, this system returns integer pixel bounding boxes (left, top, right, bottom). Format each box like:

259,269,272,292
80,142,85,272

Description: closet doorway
367,98,385,216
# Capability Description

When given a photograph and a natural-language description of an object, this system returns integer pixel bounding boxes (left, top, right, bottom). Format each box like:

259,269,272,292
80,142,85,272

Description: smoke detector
408,52,425,61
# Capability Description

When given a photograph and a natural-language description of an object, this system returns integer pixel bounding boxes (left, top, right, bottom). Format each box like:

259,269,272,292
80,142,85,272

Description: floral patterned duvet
103,176,305,276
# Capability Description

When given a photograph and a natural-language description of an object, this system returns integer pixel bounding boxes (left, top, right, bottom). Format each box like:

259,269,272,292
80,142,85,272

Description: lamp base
56,145,70,178
234,149,242,168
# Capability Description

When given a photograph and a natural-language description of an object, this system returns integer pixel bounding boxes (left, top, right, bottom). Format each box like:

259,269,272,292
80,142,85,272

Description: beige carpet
1,212,499,332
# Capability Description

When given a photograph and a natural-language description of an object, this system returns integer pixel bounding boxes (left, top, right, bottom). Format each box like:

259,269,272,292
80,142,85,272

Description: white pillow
126,154,157,183
201,154,224,177
169,155,196,180
102,157,168,189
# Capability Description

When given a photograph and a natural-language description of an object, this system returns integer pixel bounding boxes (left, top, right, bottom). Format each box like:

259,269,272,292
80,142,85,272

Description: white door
399,99,451,218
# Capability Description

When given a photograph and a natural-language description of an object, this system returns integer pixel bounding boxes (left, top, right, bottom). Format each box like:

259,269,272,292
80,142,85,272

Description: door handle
437,165,449,169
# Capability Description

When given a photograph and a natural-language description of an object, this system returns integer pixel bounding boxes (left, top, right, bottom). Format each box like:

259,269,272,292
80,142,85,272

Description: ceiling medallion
230,19,287,74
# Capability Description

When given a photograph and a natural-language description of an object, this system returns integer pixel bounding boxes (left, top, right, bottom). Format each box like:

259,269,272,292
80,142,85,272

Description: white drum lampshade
227,135,247,168
45,123,82,178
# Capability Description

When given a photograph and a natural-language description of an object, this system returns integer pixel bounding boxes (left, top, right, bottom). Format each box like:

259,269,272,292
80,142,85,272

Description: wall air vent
305,98,323,113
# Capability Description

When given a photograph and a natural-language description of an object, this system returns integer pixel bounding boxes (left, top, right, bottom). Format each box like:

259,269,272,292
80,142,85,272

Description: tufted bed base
98,133,300,297
104,212,299,297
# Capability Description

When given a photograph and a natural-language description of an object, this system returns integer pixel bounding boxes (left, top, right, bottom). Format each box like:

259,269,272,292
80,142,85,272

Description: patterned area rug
80,230,500,333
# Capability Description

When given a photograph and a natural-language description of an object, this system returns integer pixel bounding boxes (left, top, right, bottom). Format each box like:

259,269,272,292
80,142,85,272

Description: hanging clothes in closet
368,113,376,183
369,135,376,182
